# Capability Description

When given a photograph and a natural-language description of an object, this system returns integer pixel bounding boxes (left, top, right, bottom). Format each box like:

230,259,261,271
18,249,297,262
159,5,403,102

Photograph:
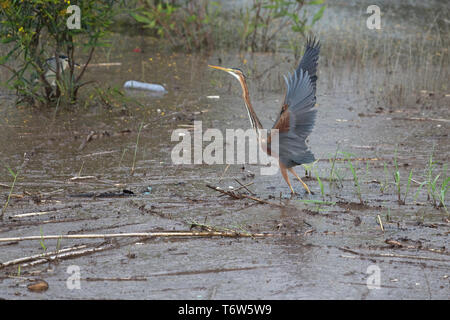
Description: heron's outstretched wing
269,38,320,168
296,37,320,92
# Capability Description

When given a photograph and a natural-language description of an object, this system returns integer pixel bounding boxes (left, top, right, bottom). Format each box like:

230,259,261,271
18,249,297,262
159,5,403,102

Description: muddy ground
0,1,449,300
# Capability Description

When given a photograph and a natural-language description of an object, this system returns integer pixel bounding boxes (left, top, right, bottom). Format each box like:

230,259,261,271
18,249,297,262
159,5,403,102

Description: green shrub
131,0,220,52
240,0,326,53
0,0,121,107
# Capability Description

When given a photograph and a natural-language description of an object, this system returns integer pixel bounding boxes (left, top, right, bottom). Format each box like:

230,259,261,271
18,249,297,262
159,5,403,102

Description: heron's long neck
238,76,264,134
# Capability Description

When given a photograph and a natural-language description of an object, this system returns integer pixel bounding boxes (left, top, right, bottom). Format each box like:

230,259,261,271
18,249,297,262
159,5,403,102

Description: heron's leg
288,167,311,194
280,164,296,194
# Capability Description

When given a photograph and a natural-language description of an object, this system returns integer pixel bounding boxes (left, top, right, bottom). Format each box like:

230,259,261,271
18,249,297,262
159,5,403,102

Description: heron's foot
288,168,312,195
290,189,314,198
296,178,311,194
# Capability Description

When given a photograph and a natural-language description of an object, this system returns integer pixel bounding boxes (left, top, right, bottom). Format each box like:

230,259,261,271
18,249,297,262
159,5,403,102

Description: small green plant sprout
40,227,47,252
385,206,391,222
413,180,427,203
393,148,403,204
424,153,448,210
439,175,449,213
380,162,390,194
402,169,413,205
341,151,363,204
302,159,320,194
297,199,336,206
365,160,370,180
328,146,343,188
1,163,19,218
392,148,413,205
131,122,144,175
348,160,363,204
312,166,325,199
56,236,62,254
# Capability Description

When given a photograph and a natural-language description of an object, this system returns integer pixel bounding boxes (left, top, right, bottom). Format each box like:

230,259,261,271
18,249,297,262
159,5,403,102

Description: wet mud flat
0,78,448,299
0,0,449,297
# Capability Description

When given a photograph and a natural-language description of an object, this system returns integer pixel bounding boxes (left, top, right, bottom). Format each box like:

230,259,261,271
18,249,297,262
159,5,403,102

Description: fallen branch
0,231,276,243
21,244,113,267
206,184,285,207
206,184,241,199
385,239,449,255
80,62,122,67
80,150,119,158
12,210,56,218
85,276,147,281
234,179,256,195
69,176,97,182
240,194,285,207
390,117,450,123
218,181,254,196
0,245,87,269
318,157,383,162
78,131,95,151
338,247,450,262
377,214,385,232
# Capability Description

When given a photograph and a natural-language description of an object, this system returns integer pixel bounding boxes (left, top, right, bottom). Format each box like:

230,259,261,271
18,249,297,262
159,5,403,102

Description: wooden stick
0,231,275,243
0,245,87,268
218,181,255,197
390,117,449,123
12,211,55,218
240,194,285,208
231,181,254,192
206,184,241,199
80,62,122,67
377,214,385,232
338,247,450,262
69,176,97,181
85,276,147,282
207,184,285,207
234,179,256,195
21,245,113,267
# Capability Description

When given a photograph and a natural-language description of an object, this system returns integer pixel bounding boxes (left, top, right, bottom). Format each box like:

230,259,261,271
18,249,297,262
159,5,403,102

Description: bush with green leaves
131,0,220,52
131,0,325,54
0,0,120,107
239,0,326,54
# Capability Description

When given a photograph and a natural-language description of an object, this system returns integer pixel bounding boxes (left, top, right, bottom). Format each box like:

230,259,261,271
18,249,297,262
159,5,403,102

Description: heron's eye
232,68,246,78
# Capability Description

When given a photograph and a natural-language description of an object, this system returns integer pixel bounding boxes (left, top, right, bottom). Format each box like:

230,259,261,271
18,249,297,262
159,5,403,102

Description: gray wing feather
296,37,320,92
278,68,317,167
274,37,320,168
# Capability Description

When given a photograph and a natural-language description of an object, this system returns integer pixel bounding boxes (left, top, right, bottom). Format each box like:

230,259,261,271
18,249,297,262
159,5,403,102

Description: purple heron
209,38,320,194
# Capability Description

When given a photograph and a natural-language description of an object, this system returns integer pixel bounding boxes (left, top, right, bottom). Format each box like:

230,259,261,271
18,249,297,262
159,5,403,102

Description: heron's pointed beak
208,65,233,73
